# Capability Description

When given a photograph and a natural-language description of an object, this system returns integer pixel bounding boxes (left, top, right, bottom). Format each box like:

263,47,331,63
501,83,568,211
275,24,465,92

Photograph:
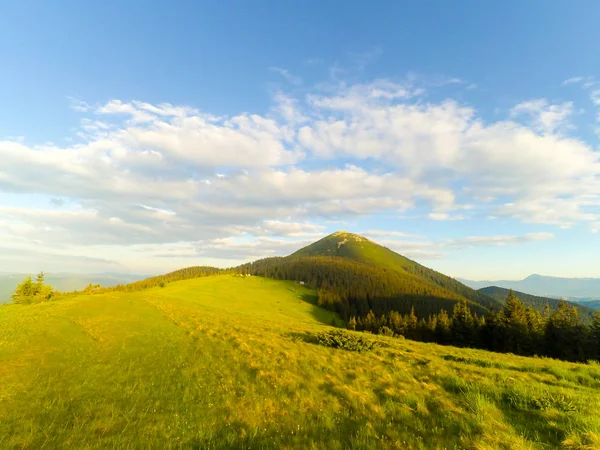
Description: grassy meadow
1,275,599,449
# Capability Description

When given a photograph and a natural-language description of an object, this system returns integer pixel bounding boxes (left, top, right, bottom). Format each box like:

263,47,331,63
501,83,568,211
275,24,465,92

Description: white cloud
448,232,555,248
510,99,574,134
2,74,600,271
269,67,302,85
67,97,91,112
359,230,423,239
562,76,585,86
428,212,464,221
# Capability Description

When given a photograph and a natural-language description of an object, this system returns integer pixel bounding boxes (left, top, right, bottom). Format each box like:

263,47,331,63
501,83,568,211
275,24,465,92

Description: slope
240,231,499,320
479,286,598,323
0,272,145,303
1,275,599,449
291,231,498,308
573,299,600,310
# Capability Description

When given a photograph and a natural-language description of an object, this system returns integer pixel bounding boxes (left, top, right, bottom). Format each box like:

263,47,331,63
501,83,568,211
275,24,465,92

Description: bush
378,326,394,337
315,329,377,352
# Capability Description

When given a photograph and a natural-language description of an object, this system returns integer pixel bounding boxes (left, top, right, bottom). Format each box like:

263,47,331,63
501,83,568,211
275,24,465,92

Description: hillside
460,274,600,299
294,232,499,308
1,275,599,449
572,299,600,311
239,231,500,319
0,272,145,304
479,286,598,323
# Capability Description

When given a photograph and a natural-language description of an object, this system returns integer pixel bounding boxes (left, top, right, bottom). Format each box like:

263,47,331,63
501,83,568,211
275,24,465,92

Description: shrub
315,329,377,352
378,326,394,337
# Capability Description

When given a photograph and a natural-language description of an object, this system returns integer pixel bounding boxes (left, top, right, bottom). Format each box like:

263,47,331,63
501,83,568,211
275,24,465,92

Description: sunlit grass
1,275,599,449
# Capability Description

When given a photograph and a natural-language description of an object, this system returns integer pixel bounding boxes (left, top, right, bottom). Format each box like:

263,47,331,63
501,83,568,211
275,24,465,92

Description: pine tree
364,310,377,332
450,301,475,347
406,307,418,339
503,290,529,354
435,309,451,344
11,276,34,304
591,312,600,361
347,316,357,331
11,272,54,304
545,301,582,361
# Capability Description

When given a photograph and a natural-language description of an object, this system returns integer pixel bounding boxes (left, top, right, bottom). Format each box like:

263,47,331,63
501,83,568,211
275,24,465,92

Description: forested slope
237,231,498,320
479,286,597,323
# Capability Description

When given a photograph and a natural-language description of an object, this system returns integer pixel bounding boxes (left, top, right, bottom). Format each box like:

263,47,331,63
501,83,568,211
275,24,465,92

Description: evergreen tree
11,272,54,304
545,301,583,361
450,301,475,347
591,312,600,361
435,309,451,344
11,276,34,304
405,307,418,339
503,290,529,354
347,316,357,331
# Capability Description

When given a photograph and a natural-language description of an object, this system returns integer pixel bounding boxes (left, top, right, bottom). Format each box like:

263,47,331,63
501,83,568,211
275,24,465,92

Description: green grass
1,275,599,449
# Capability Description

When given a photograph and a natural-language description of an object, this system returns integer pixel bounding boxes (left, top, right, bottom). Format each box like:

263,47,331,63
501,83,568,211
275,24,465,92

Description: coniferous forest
235,232,600,363
350,291,600,363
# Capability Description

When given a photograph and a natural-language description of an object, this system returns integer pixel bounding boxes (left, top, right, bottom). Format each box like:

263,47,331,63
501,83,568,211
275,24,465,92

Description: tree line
350,290,600,362
80,266,223,294
236,256,489,319
237,257,600,362
9,266,224,303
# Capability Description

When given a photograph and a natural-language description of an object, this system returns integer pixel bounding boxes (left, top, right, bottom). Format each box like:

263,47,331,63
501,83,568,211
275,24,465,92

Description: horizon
2,228,600,283
3,1,600,279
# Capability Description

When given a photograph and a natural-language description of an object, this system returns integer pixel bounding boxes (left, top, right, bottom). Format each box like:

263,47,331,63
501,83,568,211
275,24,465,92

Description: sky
1,0,600,280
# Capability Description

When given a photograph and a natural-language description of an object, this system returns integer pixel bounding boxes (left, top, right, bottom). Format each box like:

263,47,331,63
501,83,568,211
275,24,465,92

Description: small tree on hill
11,276,34,304
11,272,54,304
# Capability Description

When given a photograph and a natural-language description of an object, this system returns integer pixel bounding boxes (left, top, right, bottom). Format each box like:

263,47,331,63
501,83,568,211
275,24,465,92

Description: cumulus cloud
448,232,555,248
1,74,599,271
510,99,574,134
359,230,423,239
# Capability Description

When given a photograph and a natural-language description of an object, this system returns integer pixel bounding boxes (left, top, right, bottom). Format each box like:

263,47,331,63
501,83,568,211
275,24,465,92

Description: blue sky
1,0,600,279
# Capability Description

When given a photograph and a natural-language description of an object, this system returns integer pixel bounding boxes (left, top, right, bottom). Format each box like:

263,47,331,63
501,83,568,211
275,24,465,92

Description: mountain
478,286,597,324
571,299,600,310
459,274,600,299
0,273,145,303
238,231,500,319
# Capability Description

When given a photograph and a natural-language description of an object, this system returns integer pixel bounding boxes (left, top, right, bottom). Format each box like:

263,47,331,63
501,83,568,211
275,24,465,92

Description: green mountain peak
285,230,500,312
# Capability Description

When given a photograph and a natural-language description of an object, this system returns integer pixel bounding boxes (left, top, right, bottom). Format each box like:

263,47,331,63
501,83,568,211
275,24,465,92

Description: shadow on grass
297,292,343,327
284,331,319,344
498,407,565,447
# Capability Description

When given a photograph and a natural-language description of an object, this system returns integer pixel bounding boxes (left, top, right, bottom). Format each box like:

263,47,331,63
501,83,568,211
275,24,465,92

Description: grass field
1,275,599,449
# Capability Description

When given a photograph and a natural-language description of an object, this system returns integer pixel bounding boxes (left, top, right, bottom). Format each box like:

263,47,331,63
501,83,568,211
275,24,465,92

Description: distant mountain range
458,274,600,303
477,286,598,323
0,273,146,303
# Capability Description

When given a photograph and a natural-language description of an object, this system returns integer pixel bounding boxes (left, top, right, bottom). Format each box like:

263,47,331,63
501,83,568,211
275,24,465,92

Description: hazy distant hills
478,286,598,322
0,273,145,303
458,274,600,303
